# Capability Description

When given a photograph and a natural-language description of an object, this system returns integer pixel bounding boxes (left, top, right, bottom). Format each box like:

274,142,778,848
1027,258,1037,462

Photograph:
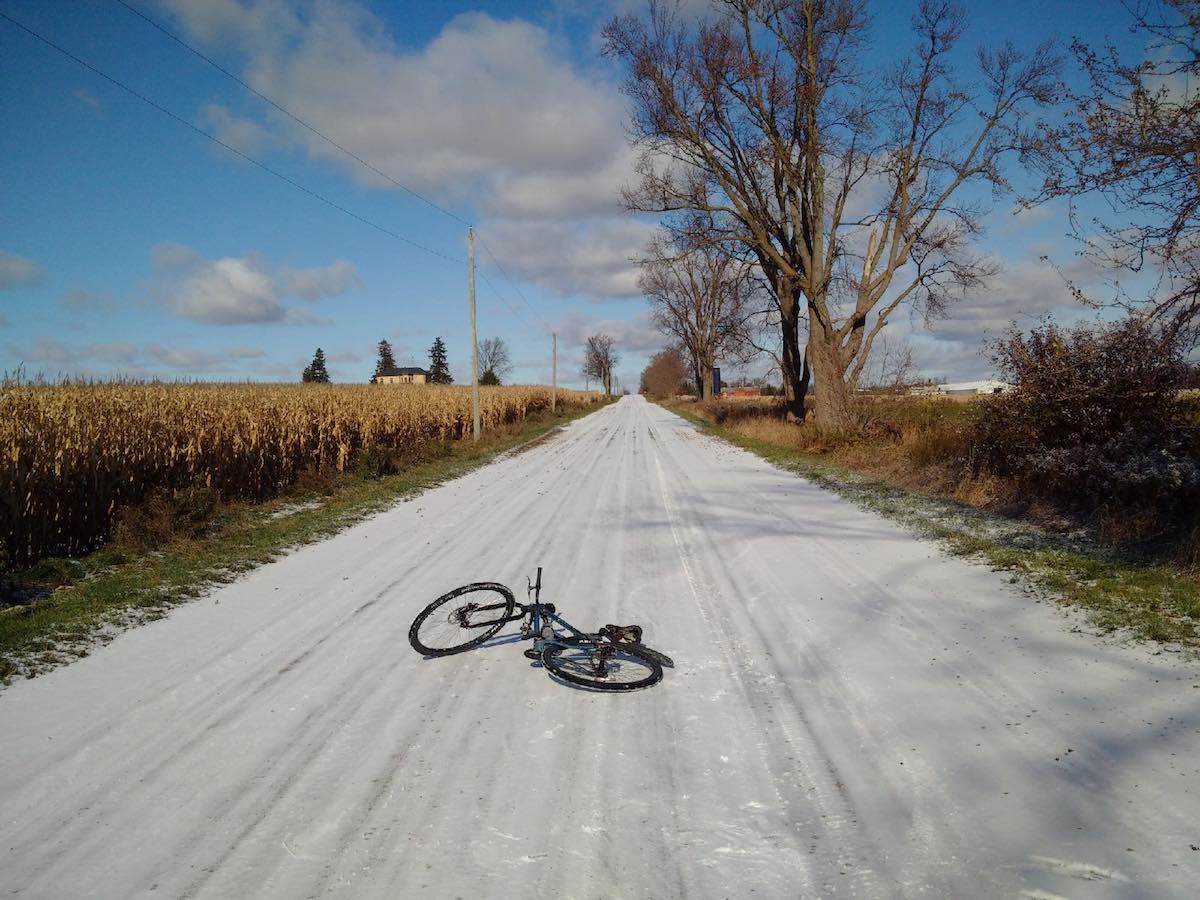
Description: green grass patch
0,402,608,683
662,400,1200,651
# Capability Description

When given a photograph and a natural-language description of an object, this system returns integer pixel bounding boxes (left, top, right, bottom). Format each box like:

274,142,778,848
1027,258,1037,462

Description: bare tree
640,222,759,399
640,347,691,397
860,335,918,393
604,0,1059,427
477,337,513,383
582,333,620,395
1029,0,1199,340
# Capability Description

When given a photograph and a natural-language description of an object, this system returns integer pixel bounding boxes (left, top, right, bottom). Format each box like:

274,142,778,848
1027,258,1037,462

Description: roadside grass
662,400,1200,651
0,403,607,684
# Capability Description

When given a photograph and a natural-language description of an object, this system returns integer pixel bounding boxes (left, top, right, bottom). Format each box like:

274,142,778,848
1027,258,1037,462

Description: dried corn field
1,382,601,570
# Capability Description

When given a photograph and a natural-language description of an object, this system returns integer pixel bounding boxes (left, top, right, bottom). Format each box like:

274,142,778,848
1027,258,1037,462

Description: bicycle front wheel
541,639,663,691
409,582,515,656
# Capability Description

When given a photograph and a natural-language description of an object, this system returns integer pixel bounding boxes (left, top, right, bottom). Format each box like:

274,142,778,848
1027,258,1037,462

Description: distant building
911,379,1010,397
374,366,429,385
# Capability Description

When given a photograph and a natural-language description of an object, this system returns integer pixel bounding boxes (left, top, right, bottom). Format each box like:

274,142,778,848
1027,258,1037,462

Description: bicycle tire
541,638,663,691
409,582,515,657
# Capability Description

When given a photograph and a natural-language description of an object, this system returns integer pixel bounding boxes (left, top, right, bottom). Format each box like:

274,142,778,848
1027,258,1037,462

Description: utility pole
467,226,480,440
551,331,557,413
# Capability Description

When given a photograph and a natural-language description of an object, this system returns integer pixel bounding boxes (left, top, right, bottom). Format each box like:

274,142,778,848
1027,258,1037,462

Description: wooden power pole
467,227,480,440
551,332,557,413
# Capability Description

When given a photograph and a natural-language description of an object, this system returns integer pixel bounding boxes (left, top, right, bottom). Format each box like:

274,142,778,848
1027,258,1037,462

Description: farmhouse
374,366,429,385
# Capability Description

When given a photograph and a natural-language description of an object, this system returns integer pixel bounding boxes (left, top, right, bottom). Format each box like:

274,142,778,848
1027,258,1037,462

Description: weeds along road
1,396,1197,899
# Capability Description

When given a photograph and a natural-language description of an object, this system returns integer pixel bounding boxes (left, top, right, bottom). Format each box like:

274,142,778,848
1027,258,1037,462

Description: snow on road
1,396,1196,898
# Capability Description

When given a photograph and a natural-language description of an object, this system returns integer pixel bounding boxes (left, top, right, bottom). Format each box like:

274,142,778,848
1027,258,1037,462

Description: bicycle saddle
601,624,643,644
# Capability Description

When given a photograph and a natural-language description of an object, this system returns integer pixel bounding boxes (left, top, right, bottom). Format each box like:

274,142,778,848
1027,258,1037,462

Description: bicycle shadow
413,634,669,693
412,631,527,661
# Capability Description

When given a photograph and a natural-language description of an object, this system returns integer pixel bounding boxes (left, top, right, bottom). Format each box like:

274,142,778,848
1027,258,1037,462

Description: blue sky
0,0,1151,388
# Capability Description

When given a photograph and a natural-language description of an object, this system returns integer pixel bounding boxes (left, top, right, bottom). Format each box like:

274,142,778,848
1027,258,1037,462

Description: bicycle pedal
523,648,541,660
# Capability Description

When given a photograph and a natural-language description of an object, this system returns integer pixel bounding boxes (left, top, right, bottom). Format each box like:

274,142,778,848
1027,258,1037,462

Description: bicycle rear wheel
541,639,663,691
409,583,515,657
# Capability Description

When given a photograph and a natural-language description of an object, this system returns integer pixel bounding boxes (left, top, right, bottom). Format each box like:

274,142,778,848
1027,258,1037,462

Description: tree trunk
779,303,809,418
808,334,853,430
700,358,714,400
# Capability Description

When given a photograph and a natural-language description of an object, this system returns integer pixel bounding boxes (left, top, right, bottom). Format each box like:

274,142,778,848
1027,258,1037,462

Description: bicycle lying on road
408,568,673,691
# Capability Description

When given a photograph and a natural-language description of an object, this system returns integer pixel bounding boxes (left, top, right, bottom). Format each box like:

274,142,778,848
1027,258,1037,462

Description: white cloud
225,345,267,359
162,254,281,324
199,103,273,156
1005,203,1054,227
866,252,1122,382
481,217,657,299
0,250,45,289
280,259,361,299
159,1,645,300
12,338,140,367
924,256,1106,345
144,344,231,372
552,309,663,355
7,338,275,376
150,243,360,324
63,287,117,312
151,242,200,269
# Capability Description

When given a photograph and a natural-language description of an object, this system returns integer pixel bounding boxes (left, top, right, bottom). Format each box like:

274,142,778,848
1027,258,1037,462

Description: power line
0,8,464,266
475,235,553,329
111,0,473,229
109,0,555,331
477,269,539,330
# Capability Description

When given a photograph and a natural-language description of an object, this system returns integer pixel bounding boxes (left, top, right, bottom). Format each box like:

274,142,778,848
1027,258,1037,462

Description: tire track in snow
2,397,1196,899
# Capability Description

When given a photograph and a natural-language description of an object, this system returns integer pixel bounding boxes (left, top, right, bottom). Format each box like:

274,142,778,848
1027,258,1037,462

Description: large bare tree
1030,0,1199,339
640,225,758,399
604,0,1059,427
582,333,620,395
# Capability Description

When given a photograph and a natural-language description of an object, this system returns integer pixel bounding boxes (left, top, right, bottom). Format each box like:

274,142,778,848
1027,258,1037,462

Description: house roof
377,367,428,377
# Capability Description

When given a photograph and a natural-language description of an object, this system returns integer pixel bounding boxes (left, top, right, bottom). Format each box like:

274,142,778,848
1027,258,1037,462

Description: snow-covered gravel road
2,396,1197,899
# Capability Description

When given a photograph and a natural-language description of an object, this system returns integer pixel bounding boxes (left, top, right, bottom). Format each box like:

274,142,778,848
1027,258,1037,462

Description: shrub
1024,426,1200,512
974,316,1200,515
114,483,219,550
357,439,452,480
700,398,786,425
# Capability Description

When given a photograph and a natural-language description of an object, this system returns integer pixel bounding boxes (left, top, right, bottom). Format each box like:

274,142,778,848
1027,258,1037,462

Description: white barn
911,380,1011,397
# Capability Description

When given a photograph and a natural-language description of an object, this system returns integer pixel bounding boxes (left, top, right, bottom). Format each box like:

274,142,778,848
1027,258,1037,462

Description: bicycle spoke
410,584,514,656
547,645,657,686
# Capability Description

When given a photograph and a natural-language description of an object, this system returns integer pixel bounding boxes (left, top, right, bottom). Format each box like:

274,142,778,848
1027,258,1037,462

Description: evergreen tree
428,337,452,384
302,347,330,383
372,339,397,382
480,368,500,386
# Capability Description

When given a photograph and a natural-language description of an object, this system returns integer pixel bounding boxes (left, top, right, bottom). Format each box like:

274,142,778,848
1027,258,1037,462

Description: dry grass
1,381,600,570
677,394,1200,571
695,395,986,496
